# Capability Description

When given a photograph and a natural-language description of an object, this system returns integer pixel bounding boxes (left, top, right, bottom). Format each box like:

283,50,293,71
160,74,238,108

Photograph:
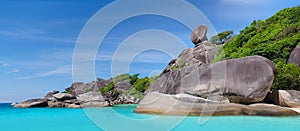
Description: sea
0,103,299,131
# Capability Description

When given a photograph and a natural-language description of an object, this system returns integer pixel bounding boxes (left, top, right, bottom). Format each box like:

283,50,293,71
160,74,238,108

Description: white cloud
16,65,71,80
8,69,20,73
2,63,11,67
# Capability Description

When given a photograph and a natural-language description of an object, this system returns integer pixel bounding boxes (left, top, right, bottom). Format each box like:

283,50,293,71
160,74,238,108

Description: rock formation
135,92,298,116
190,24,208,46
135,24,299,116
14,74,145,108
288,46,300,67
264,90,300,108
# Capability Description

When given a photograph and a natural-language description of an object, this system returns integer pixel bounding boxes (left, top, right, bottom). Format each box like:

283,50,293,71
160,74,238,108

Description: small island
14,6,300,116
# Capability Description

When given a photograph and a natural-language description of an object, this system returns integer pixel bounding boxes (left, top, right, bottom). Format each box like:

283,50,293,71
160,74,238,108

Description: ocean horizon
1,103,300,131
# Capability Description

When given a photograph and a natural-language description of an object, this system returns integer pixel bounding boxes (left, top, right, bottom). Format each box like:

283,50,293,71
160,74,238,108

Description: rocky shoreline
14,24,300,116
134,24,300,116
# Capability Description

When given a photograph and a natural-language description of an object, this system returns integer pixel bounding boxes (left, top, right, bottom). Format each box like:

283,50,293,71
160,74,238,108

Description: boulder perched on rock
288,46,300,67
190,24,208,46
151,55,275,104
135,92,298,116
264,90,300,108
53,93,76,101
14,99,48,108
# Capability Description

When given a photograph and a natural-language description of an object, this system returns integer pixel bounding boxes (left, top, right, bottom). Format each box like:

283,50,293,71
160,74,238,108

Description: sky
0,0,299,102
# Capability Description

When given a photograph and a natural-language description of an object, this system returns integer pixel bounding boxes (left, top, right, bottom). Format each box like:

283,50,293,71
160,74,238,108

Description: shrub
133,77,150,92
272,62,300,90
100,82,114,94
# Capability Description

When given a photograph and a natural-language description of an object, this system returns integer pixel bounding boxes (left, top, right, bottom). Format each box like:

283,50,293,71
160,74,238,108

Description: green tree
272,62,300,90
133,77,150,92
210,30,234,45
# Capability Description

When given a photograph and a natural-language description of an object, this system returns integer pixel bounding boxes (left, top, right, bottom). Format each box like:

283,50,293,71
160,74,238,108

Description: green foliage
219,6,300,62
133,77,150,92
214,6,300,90
62,89,73,94
272,62,300,90
210,30,234,45
124,87,144,100
129,74,139,85
100,82,114,94
113,73,130,82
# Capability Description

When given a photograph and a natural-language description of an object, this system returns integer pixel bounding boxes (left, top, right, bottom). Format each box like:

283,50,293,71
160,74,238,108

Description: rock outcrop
190,24,208,46
15,73,145,108
134,92,298,116
135,24,299,116
13,99,48,108
264,90,300,108
151,55,275,104
288,46,300,67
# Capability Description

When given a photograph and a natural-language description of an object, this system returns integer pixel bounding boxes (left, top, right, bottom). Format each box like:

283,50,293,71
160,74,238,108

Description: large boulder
264,90,300,108
150,55,275,104
48,101,64,108
80,101,110,108
76,92,104,103
53,93,76,101
44,90,59,101
65,82,100,96
288,46,300,67
135,92,298,116
14,99,48,108
114,79,131,90
190,24,208,46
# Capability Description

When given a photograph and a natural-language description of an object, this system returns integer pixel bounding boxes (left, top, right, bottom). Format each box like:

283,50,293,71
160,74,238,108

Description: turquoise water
1,103,300,131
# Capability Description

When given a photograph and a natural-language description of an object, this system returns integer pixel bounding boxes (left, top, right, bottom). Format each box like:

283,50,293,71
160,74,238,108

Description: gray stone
264,90,300,108
14,99,48,108
53,93,76,101
65,103,81,108
80,101,110,108
288,46,300,67
135,92,298,116
150,56,275,104
48,101,64,108
190,24,208,46
44,90,59,101
114,79,131,90
76,92,104,103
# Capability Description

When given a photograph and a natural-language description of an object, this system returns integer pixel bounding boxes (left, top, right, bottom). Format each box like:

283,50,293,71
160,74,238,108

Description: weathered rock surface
135,92,298,116
48,101,65,108
44,90,59,101
114,79,131,90
77,92,104,103
53,93,76,101
288,46,300,67
151,56,275,104
190,24,208,46
14,99,48,108
264,90,300,108
80,101,110,108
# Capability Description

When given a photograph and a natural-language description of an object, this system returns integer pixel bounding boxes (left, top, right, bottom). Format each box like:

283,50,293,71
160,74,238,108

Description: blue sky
0,0,299,102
